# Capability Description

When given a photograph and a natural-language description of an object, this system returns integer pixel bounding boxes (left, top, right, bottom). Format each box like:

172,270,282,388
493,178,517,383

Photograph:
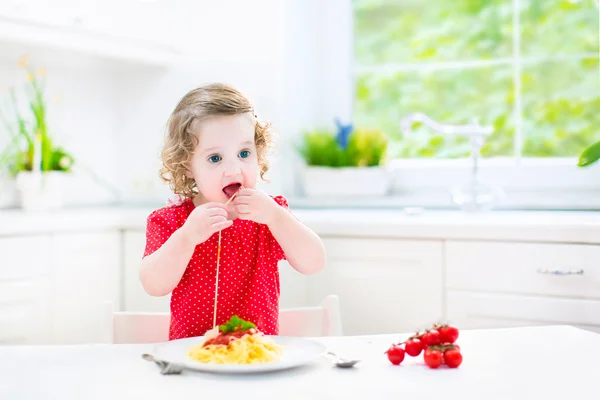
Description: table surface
2,325,599,400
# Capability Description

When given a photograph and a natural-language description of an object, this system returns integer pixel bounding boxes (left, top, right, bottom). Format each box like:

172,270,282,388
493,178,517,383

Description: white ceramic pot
0,174,19,209
16,171,65,212
300,165,393,198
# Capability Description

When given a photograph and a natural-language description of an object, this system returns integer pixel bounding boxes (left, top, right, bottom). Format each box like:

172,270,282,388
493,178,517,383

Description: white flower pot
300,165,393,198
16,171,66,212
0,175,19,209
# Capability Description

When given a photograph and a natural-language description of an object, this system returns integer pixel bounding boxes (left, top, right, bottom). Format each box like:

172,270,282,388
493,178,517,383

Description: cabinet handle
536,268,584,276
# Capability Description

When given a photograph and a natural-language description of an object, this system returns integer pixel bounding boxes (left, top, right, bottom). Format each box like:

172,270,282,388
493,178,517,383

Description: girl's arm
139,227,197,296
139,202,232,296
267,207,326,275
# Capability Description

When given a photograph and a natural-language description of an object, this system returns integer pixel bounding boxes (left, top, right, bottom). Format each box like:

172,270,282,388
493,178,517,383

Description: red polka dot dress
143,195,288,340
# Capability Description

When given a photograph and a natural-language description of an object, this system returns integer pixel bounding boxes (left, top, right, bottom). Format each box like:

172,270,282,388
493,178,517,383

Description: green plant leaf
0,63,75,174
298,126,388,167
218,315,256,333
578,140,600,167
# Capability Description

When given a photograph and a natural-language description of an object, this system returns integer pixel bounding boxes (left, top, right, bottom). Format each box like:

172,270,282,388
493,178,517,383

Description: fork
142,353,184,375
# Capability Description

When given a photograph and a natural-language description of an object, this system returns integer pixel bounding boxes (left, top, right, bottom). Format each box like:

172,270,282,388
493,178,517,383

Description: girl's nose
223,161,241,177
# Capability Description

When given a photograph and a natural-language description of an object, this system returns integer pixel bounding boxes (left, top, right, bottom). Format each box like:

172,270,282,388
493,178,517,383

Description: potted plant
297,118,392,197
0,56,74,211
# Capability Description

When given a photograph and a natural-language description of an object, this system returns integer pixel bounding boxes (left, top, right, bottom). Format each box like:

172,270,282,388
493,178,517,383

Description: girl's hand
233,188,279,225
181,202,232,245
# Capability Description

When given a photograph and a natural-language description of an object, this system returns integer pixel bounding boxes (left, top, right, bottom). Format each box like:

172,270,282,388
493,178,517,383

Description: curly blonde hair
159,83,274,199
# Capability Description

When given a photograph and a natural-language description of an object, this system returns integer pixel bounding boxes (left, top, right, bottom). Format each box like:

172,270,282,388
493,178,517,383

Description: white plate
153,335,327,374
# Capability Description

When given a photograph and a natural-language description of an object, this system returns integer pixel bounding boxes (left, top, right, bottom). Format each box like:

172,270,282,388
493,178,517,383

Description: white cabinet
123,230,170,313
6,214,600,344
49,231,121,344
0,0,182,66
447,291,600,334
0,281,50,344
279,260,310,308
446,240,600,334
0,235,51,344
311,237,444,336
0,231,120,344
0,235,50,280
446,241,600,299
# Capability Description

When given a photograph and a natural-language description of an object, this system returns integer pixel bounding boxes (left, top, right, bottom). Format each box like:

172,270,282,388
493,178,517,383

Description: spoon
327,351,361,368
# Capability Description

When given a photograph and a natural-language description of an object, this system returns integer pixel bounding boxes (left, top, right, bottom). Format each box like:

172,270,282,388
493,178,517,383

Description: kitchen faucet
400,112,504,211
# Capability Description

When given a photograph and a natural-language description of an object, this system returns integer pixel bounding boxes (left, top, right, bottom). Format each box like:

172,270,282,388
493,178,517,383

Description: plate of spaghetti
153,316,327,373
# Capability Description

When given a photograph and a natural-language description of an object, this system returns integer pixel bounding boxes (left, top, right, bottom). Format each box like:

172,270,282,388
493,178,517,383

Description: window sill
288,159,600,211
288,190,600,211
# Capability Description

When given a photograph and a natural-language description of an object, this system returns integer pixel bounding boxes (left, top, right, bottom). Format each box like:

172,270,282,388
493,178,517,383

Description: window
352,0,599,161
346,0,600,209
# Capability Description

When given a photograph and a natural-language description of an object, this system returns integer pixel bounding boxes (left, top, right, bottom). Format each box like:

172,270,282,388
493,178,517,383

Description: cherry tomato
386,345,405,365
443,349,463,368
441,343,460,351
423,348,443,369
421,329,441,346
438,325,459,343
404,338,424,357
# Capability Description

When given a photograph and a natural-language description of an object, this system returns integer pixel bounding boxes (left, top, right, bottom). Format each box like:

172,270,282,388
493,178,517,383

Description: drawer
0,235,50,280
51,232,120,267
324,237,443,260
446,290,600,334
446,241,600,299
0,281,50,344
319,237,444,335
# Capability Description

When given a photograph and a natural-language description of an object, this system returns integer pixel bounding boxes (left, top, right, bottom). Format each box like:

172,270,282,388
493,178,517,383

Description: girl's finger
233,197,249,205
208,207,228,217
212,220,233,230
209,215,228,225
235,205,250,214
237,188,253,197
205,202,229,210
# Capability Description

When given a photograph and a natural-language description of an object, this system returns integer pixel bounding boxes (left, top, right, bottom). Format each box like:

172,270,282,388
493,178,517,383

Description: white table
2,325,599,400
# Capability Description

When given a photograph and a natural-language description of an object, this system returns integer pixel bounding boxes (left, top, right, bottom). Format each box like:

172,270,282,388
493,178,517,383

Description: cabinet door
278,260,310,308
49,231,120,344
446,241,600,299
0,281,50,344
123,230,170,312
0,235,51,344
0,235,50,281
447,291,600,334
79,0,178,47
311,237,444,336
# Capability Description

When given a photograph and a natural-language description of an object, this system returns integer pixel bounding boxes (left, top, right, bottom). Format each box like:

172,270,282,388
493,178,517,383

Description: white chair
104,301,171,344
278,294,343,337
104,295,343,344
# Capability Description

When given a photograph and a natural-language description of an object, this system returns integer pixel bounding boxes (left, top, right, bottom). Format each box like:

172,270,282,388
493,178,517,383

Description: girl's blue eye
238,150,250,158
209,155,221,163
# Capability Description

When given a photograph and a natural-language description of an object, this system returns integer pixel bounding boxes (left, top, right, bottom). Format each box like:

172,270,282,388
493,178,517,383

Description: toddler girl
139,83,326,340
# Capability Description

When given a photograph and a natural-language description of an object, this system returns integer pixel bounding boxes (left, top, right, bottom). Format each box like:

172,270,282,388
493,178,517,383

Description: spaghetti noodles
188,316,282,365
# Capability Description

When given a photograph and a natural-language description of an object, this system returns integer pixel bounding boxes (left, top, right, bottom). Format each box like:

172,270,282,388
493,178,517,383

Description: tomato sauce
203,329,256,346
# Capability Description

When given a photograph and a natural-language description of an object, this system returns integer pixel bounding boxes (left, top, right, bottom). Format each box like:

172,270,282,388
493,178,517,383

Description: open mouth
222,182,242,198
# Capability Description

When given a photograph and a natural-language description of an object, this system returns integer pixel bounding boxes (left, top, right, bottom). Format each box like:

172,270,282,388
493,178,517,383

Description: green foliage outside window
353,0,599,159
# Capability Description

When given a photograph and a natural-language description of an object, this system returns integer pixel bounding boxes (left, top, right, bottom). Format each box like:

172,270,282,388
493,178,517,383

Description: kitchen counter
3,204,600,243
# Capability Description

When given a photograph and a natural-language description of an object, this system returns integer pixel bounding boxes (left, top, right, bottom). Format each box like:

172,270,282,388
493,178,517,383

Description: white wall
0,42,123,206
0,0,329,208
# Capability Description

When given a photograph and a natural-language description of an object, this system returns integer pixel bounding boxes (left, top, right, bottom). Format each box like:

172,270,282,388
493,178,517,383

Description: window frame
315,0,600,210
